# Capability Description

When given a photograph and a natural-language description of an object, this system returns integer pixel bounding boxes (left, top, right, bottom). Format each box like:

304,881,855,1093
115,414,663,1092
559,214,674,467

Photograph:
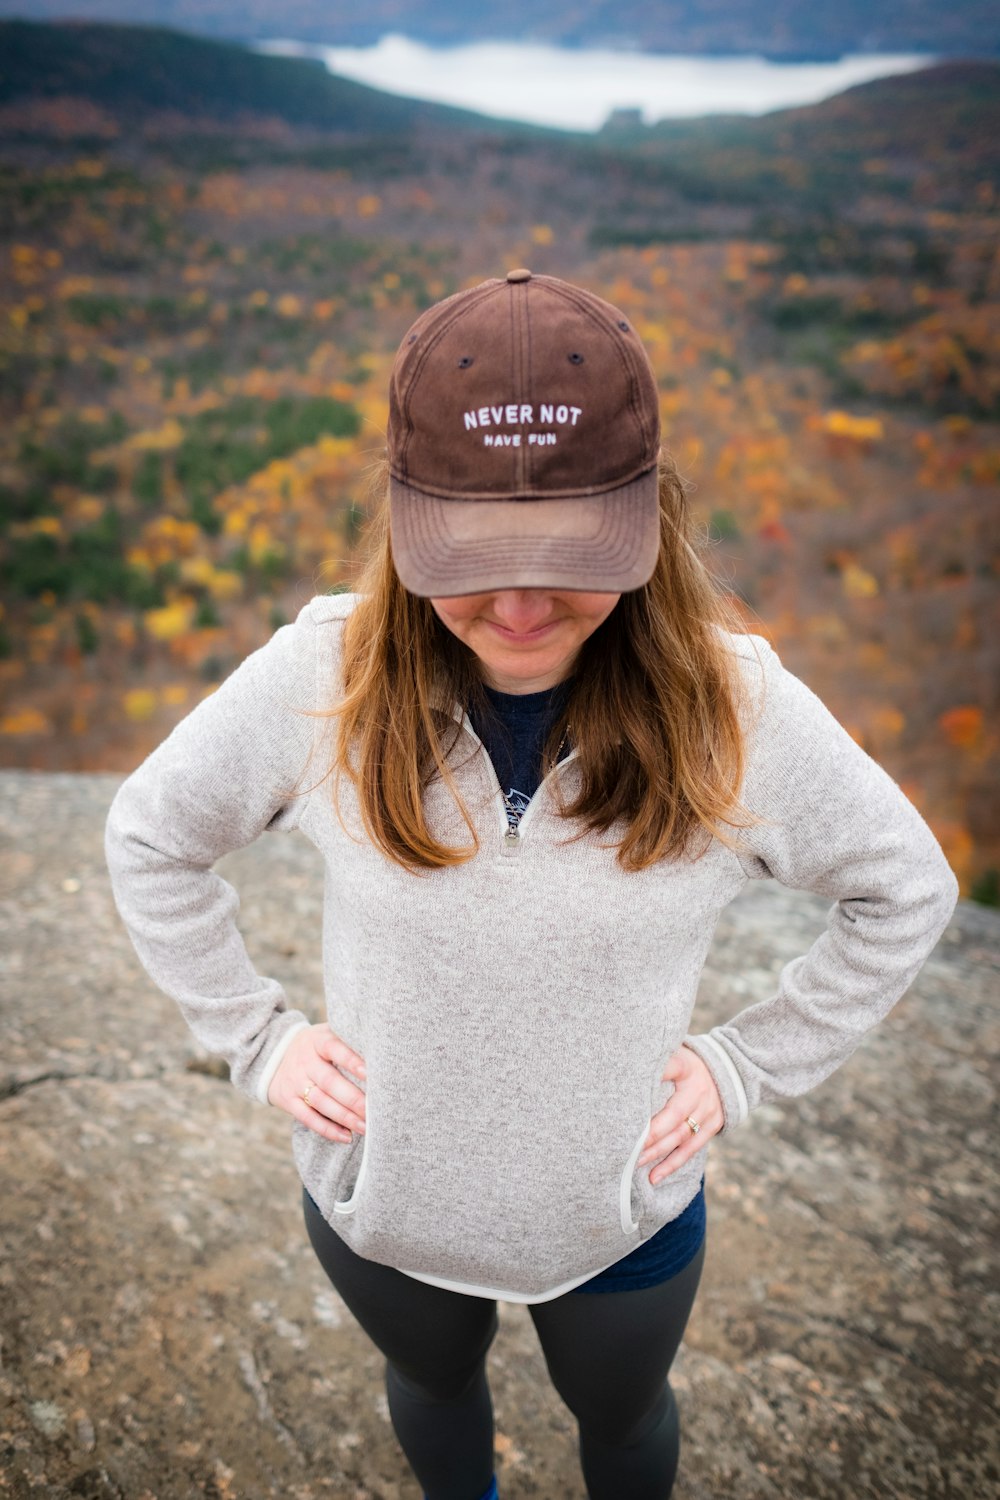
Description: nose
489,591,556,632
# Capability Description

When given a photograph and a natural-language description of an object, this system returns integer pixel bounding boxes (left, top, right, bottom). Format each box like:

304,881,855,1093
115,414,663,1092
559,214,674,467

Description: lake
255,34,935,132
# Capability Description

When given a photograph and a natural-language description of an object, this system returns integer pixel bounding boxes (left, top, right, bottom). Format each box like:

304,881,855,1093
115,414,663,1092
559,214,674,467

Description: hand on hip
267,1022,367,1142
637,1047,724,1184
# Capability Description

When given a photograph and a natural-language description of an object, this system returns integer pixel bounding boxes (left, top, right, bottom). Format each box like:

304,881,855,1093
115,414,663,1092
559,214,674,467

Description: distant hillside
0,23,995,892
606,59,1000,195
641,58,1000,148
0,17,544,138
3,18,998,184
773,60,1000,173
0,0,997,58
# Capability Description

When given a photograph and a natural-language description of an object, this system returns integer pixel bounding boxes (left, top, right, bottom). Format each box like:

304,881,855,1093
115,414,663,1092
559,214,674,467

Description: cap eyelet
568,352,584,364
457,355,474,368
617,320,630,331
407,333,417,344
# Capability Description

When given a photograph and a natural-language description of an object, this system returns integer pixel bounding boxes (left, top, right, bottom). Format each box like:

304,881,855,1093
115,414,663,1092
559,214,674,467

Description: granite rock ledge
1,769,996,1499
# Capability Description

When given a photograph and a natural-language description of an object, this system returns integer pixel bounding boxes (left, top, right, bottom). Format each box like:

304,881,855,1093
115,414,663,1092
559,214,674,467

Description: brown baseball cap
386,269,661,597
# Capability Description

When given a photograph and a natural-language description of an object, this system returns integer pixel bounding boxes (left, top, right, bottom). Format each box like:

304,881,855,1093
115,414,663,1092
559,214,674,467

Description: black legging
303,1188,706,1500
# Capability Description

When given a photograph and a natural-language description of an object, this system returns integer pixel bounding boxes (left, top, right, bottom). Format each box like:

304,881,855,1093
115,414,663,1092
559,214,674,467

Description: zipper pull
502,829,521,855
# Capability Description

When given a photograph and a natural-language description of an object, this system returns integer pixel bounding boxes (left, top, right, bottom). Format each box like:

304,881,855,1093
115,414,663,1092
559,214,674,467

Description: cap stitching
530,278,656,456
514,281,529,493
524,280,535,492
393,281,504,481
393,474,652,577
507,283,520,494
387,460,658,505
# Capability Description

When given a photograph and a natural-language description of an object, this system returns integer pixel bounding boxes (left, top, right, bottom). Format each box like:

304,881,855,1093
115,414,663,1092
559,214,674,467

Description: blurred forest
0,21,997,903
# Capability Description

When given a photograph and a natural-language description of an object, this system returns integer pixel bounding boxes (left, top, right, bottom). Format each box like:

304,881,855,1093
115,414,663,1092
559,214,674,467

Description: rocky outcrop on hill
1,768,996,1499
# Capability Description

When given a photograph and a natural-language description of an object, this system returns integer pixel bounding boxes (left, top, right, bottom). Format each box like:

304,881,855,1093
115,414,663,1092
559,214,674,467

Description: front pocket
332,1121,371,1215
318,1090,651,1295
619,1117,652,1234
630,1138,707,1242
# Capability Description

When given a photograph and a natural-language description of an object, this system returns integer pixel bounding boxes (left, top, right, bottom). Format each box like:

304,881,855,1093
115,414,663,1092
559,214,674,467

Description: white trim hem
397,1251,640,1305
696,1033,751,1126
256,1019,311,1106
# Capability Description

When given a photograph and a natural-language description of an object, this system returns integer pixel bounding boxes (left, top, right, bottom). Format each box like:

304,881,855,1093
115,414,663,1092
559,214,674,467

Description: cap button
506,267,532,283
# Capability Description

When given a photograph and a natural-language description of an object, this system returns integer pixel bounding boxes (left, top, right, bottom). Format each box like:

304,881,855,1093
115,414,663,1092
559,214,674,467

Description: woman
105,271,959,1500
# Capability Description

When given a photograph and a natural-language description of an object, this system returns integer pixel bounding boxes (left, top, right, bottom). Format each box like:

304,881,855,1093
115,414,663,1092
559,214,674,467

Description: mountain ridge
0,0,997,60
0,17,553,139
3,17,998,155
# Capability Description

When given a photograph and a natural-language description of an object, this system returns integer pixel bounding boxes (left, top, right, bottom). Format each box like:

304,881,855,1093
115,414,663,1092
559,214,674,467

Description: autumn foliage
0,29,996,902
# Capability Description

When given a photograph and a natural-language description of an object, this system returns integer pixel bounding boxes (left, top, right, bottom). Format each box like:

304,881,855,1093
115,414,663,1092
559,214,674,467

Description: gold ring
302,1081,314,1106
685,1115,701,1135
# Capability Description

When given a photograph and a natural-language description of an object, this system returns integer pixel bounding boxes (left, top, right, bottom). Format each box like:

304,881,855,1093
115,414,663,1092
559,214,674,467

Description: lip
483,618,563,644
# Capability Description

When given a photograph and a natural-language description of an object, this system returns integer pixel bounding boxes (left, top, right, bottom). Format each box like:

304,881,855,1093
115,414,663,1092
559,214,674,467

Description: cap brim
389,470,660,597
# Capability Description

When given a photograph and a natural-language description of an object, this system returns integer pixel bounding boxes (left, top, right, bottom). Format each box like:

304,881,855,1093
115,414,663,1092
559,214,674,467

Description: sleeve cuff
255,1018,312,1106
682,1032,751,1135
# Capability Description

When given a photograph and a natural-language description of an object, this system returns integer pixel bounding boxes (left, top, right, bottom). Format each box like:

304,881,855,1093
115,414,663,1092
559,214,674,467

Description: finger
638,1114,688,1161
313,1061,367,1125
285,1092,355,1143
317,1026,367,1079
649,1132,705,1183
305,1075,367,1134
637,1120,690,1170
648,1108,721,1178
637,1103,686,1163
638,1104,718,1167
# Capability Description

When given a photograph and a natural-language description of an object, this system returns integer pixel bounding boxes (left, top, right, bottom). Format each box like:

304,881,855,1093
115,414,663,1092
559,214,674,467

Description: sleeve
104,599,328,1106
682,635,960,1136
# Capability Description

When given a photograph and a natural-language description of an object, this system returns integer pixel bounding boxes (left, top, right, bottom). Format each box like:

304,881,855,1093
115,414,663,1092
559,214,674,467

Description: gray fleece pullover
104,592,959,1302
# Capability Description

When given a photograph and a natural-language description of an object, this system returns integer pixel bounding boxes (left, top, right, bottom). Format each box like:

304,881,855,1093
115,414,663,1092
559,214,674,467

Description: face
429,588,621,694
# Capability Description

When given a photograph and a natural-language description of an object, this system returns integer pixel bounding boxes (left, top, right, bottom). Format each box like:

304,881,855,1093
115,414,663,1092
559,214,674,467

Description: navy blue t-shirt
467,679,706,1292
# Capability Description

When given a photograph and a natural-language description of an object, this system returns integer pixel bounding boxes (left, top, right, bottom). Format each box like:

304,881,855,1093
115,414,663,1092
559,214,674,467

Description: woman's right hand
267,1022,367,1142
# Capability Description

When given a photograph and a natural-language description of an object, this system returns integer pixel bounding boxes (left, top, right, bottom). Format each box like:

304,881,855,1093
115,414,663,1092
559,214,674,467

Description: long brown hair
299,449,769,873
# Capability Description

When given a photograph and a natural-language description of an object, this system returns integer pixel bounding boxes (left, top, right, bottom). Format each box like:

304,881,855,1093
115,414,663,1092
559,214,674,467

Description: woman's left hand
637,1046,725,1184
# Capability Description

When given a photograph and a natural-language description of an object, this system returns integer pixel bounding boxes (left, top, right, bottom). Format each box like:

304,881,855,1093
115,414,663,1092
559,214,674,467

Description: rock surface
1,767,997,1499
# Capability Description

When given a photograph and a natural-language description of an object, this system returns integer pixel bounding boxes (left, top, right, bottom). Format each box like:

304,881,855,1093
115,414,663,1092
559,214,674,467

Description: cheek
430,600,477,636
582,596,621,631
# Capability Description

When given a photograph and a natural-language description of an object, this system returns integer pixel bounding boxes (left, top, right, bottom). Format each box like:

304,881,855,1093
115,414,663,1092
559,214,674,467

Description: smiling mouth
484,618,563,643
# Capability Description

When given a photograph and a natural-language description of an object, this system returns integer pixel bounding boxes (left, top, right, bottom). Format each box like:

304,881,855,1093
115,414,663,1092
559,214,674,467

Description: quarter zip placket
455,709,578,856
